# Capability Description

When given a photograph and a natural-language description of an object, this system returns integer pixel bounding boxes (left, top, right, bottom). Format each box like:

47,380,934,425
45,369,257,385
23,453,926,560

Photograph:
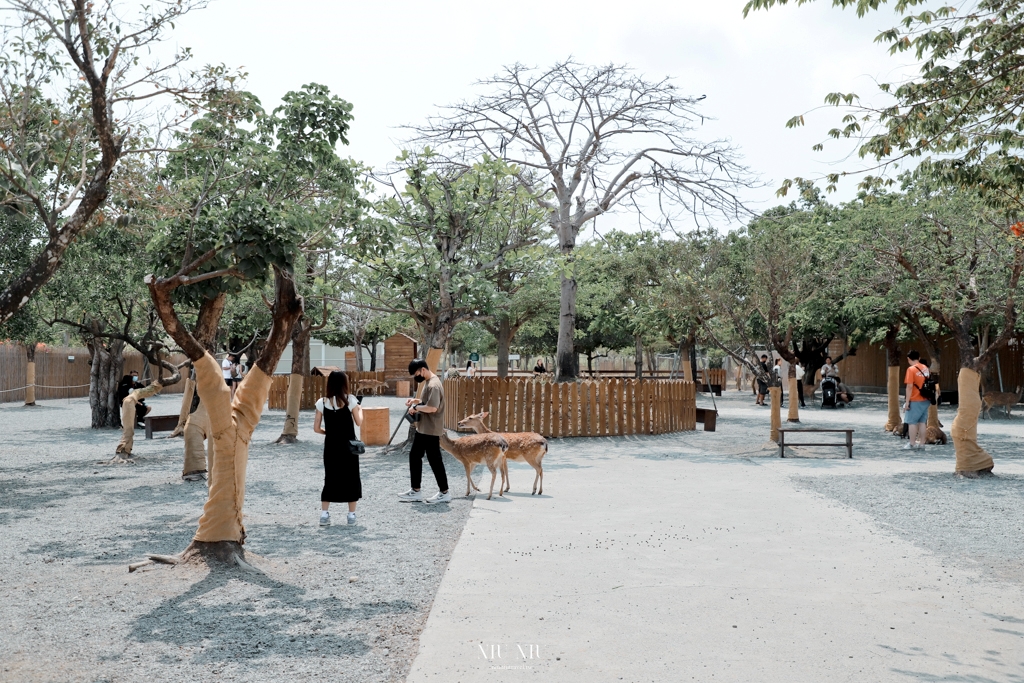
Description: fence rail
268,371,388,410
443,377,696,437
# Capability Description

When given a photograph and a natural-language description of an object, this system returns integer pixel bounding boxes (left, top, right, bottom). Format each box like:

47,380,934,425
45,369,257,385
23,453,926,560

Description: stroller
821,377,838,409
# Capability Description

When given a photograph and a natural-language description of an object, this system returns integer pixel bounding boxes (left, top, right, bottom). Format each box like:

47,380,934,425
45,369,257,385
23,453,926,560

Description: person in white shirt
795,362,807,407
221,353,239,400
465,361,476,378
313,371,364,526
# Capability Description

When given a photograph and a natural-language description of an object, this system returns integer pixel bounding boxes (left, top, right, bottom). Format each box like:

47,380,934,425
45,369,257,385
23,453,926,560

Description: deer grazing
982,386,1024,419
458,411,547,495
439,431,508,500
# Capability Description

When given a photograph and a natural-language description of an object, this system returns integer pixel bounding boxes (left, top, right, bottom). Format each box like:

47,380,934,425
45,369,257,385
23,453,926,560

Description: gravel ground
0,394,470,683
5,386,1024,682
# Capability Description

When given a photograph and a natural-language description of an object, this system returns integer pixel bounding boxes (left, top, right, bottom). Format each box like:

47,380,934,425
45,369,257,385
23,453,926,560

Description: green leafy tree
0,0,226,325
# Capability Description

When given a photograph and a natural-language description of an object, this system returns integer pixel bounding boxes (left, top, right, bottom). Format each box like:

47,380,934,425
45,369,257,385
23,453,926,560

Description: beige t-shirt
416,375,445,437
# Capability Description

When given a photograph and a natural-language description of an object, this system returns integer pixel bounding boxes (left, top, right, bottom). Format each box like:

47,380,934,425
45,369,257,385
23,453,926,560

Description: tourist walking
795,361,807,407
755,354,770,406
399,359,451,504
773,357,786,407
465,361,476,378
222,353,239,400
313,371,364,526
903,350,929,450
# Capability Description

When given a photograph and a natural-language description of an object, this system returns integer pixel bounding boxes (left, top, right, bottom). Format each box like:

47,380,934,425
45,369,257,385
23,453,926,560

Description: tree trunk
680,339,694,383
171,376,195,438
114,382,163,459
951,367,994,475
769,387,781,442
496,316,511,379
193,352,275,543
353,327,365,372
556,268,578,381
88,337,125,428
884,326,901,432
787,377,800,423
276,320,311,444
183,401,210,477
24,343,36,405
634,335,643,379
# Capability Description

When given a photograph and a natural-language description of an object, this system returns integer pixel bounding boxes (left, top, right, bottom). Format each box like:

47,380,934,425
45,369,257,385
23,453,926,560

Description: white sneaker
398,489,423,502
319,511,330,526
424,491,452,505
901,443,915,450
347,512,357,525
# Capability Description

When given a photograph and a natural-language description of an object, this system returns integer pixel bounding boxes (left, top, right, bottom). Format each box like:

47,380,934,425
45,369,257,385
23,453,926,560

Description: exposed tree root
129,541,262,574
100,455,135,465
273,434,298,445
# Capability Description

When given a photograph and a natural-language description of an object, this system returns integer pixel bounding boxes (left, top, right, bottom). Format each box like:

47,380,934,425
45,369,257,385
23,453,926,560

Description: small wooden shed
384,333,419,380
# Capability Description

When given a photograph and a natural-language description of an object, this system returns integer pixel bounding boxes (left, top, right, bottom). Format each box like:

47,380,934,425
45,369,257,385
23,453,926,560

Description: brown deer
982,386,1024,419
458,411,547,495
439,431,508,500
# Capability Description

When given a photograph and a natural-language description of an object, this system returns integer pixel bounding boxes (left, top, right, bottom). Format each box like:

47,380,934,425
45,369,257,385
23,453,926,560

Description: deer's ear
481,411,489,419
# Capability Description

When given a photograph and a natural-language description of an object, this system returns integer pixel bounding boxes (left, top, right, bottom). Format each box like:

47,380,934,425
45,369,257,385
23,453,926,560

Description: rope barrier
0,383,92,394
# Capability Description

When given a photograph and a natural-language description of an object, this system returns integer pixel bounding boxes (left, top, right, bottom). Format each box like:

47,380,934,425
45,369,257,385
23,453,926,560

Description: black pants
797,380,806,407
410,432,448,492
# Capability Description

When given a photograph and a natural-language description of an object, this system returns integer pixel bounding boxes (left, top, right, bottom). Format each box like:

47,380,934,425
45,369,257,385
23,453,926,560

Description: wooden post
360,406,390,446
536,378,544,432
551,382,561,438
625,381,634,435
770,387,782,442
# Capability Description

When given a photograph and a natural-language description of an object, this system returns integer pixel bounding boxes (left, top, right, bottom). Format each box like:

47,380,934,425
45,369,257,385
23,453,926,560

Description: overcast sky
172,0,916,227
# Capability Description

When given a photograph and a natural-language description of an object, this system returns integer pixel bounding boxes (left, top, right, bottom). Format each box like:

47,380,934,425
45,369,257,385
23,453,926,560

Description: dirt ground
0,394,470,683
3,388,1024,682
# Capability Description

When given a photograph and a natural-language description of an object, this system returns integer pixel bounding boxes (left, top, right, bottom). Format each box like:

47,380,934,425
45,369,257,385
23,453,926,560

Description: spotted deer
982,386,1024,419
439,431,508,500
458,411,547,495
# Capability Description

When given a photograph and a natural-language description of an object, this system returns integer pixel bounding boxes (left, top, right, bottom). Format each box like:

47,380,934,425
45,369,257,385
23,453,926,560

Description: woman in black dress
313,371,364,526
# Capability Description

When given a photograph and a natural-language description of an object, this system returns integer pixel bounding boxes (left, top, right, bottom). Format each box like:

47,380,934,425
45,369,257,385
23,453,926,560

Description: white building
273,338,385,375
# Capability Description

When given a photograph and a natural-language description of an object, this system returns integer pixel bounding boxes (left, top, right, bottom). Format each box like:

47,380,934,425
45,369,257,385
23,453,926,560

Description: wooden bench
700,383,723,396
778,428,853,459
695,407,717,432
144,414,179,439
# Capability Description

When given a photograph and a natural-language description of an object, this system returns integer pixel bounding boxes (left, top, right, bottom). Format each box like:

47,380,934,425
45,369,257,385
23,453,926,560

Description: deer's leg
486,461,498,500
532,462,542,495
502,459,510,493
462,461,477,497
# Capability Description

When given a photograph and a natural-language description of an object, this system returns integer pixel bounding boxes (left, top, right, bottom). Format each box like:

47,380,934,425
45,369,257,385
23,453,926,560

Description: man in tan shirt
397,359,450,504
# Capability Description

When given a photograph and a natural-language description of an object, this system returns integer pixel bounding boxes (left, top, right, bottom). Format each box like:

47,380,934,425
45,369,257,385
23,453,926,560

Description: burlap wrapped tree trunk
25,360,35,406
928,395,942,430
113,382,163,460
183,401,210,477
786,377,799,423
769,387,781,442
276,373,303,444
191,351,272,544
951,368,994,475
885,365,901,432
171,377,195,438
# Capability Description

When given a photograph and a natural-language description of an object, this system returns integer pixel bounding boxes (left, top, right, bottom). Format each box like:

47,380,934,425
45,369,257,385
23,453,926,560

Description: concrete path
408,395,1024,682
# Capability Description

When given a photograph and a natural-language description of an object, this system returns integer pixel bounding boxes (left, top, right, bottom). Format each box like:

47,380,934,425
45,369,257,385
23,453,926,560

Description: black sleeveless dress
321,398,361,503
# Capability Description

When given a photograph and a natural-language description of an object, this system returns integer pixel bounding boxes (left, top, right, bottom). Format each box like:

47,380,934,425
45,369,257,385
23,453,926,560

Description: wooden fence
0,344,91,402
701,368,728,387
268,371,388,410
443,377,696,437
0,344,189,404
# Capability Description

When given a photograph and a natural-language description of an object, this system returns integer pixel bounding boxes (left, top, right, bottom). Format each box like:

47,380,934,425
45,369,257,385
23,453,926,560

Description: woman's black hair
466,360,473,370
325,370,349,407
